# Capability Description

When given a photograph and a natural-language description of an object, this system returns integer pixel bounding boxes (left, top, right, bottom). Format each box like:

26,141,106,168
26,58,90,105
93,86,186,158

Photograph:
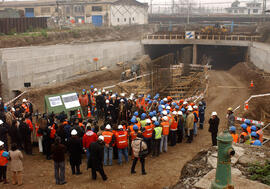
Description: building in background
225,0,263,14
0,0,148,26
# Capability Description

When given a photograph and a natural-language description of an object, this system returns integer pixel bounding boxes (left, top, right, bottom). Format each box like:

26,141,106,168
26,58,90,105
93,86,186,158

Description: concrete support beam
192,44,197,65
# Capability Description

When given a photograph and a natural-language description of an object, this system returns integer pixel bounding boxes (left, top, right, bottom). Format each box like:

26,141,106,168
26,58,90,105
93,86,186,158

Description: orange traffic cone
250,80,254,87
77,109,81,118
87,106,91,118
244,102,249,110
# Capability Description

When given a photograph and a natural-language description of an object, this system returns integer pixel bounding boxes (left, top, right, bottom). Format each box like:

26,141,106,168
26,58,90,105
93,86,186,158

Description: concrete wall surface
250,42,270,72
0,40,143,100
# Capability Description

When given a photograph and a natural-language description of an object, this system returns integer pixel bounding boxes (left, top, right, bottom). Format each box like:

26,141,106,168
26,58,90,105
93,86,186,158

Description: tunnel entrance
144,44,248,70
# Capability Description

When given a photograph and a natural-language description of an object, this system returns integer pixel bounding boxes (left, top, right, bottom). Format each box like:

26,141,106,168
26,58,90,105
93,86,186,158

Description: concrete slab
207,156,217,169
194,169,270,189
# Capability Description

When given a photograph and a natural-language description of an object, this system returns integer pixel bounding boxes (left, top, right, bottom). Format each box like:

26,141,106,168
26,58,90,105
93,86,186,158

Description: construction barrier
235,116,264,125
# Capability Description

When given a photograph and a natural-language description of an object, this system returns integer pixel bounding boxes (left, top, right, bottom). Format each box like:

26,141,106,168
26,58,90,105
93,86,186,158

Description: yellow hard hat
227,107,233,111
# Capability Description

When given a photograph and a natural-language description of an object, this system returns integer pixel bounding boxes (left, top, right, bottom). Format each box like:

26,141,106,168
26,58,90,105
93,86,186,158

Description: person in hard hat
208,112,220,146
186,107,195,143
177,111,185,143
229,126,239,143
198,101,206,129
19,118,33,155
0,140,9,184
102,125,115,166
83,127,98,160
227,107,235,129
255,124,263,143
88,135,108,181
131,132,147,175
152,121,162,157
140,113,147,128
67,129,83,175
141,119,153,154
239,124,251,144
169,111,178,146
115,125,129,165
96,91,105,120
244,120,252,134
250,132,262,146
0,120,9,151
51,137,67,185
192,105,199,136
160,116,169,153
79,90,89,117
21,99,30,114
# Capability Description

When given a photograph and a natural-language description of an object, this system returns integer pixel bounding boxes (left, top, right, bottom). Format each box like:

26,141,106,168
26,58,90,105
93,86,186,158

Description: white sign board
61,93,80,109
185,31,195,39
48,96,62,107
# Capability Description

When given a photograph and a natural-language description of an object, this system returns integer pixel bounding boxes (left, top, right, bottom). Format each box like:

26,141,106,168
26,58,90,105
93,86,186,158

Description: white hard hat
162,110,167,116
71,129,77,136
193,105,198,109
98,135,104,141
120,93,125,97
166,106,171,110
105,124,111,130
0,120,3,125
111,94,116,98
98,91,101,95
118,125,123,129
11,108,15,112
0,97,2,101
106,91,109,94
120,99,124,102
102,89,105,93
163,98,168,101
187,106,193,111
163,116,168,121
183,101,188,105
94,88,97,91
94,93,98,96
22,98,27,103
0,140,4,146
212,112,217,116
106,99,110,103
151,117,157,121
161,105,165,109
178,111,183,116
172,111,177,115
146,119,151,124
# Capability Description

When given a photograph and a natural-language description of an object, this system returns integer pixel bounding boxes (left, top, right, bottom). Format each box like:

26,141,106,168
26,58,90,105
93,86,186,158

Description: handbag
139,140,148,158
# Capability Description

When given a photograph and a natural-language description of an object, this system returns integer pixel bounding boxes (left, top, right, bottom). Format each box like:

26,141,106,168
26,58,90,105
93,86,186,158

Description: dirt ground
1,69,252,189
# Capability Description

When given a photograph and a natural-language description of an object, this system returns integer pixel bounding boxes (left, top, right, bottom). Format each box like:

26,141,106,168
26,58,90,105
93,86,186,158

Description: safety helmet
148,100,152,104
90,85,94,89
120,99,124,102
118,125,123,130
172,111,177,115
134,111,139,116
147,94,151,99
0,120,3,125
181,108,186,113
105,124,111,130
163,98,168,102
166,110,170,114
188,107,193,111
71,129,78,136
211,112,217,116
154,121,159,126
183,101,188,105
160,100,165,105
175,105,179,109
162,110,167,116
172,102,177,106
106,100,110,104
0,140,4,146
152,117,157,122
161,105,165,109
146,119,151,124
250,131,257,137
133,125,139,130
145,98,149,102
227,107,233,111
153,110,157,115
229,126,236,132
94,88,97,92
251,126,257,131
244,119,251,125
149,112,154,117
22,99,27,103
141,113,146,119
179,99,184,103
131,117,136,123
241,123,247,130
252,140,262,146
193,105,198,109
166,106,171,110
163,116,168,121
98,135,104,141
178,111,183,116
102,89,105,93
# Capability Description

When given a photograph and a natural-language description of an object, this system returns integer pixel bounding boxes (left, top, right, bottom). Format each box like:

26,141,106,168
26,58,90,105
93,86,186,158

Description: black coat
0,124,8,148
88,141,104,169
208,116,220,134
68,136,83,165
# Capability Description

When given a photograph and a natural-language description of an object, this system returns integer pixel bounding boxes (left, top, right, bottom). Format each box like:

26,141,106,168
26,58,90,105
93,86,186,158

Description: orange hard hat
190,102,195,106
179,99,184,103
167,96,172,100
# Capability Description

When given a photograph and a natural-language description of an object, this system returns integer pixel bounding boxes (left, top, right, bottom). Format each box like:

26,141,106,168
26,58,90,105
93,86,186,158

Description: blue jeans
118,147,128,164
160,135,168,152
104,146,113,165
86,148,90,160
193,123,197,135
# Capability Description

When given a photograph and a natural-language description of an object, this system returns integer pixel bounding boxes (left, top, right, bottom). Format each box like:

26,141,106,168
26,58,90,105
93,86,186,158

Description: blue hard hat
160,100,164,105
172,102,177,106
134,111,139,116
244,119,251,125
229,126,236,132
149,112,154,117
165,104,168,108
241,123,247,130
145,98,149,102
252,140,262,146
154,121,159,126
158,105,162,109
181,108,186,113
154,95,158,100
82,89,86,92
251,126,257,131
141,113,146,119
153,110,157,115
148,100,152,104
175,105,179,109
147,94,151,99
153,100,157,103
131,117,136,123
133,125,139,130
90,85,94,89
251,131,257,137
167,110,170,114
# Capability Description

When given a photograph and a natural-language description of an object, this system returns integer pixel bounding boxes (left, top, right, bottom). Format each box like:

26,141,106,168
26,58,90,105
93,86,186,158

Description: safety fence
0,17,48,34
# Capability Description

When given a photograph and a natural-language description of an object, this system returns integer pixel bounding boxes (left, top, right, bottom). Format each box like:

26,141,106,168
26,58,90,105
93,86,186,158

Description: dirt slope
2,70,250,189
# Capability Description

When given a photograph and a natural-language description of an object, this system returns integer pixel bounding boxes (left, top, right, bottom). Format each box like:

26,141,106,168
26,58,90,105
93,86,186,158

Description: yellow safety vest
154,127,162,139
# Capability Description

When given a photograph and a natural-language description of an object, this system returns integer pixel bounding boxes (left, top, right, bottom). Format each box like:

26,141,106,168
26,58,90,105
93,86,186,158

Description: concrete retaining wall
250,42,270,72
0,40,144,100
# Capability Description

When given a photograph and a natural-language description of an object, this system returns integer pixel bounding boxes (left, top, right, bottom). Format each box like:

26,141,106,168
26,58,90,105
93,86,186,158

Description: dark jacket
67,136,83,165
52,144,67,162
208,116,220,133
88,141,104,169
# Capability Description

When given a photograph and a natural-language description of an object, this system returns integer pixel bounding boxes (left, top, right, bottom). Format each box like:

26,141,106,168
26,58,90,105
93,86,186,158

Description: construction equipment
120,64,141,81
201,24,228,35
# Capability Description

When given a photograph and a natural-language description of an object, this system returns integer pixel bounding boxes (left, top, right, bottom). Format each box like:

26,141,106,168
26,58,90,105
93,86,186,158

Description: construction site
1,1,270,188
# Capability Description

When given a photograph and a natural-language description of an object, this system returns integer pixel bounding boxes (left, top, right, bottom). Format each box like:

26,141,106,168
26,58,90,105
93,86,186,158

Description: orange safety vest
22,103,29,113
240,132,248,138
26,119,33,132
170,118,178,131
50,124,56,139
79,123,85,130
161,121,170,136
91,95,96,106
247,126,251,134
136,98,146,111
256,130,263,143
35,124,43,137
231,133,239,143
0,150,8,166
128,124,141,132
115,131,128,149
143,125,153,138
130,131,137,141
193,110,199,122
79,95,89,107
102,131,113,145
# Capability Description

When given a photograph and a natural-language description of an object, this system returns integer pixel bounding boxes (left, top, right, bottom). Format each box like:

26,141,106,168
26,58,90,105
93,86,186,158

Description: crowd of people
0,87,264,185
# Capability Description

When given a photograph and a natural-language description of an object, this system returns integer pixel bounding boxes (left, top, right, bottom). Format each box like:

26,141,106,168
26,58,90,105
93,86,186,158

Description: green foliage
248,160,270,185
40,29,48,38
8,28,17,35
71,30,80,38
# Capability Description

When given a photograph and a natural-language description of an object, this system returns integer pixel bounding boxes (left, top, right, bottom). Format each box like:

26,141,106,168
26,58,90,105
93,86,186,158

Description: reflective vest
161,121,170,136
143,125,153,138
231,133,239,143
26,119,33,132
170,118,178,131
136,98,146,111
115,131,128,149
247,126,251,134
79,123,85,130
154,127,162,139
256,130,263,143
128,124,141,132
50,124,56,139
35,124,42,137
193,110,199,122
240,132,251,145
130,131,137,141
102,131,113,145
22,103,29,113
0,150,8,166
140,119,147,128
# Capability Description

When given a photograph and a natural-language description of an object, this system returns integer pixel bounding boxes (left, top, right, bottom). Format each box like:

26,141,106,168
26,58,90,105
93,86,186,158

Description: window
41,7,50,14
117,18,119,22
74,5,84,13
92,6,102,11
253,9,258,13
124,18,126,22
66,7,70,14
132,17,134,21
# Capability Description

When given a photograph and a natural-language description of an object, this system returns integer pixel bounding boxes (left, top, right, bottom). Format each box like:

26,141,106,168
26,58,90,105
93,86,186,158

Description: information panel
48,96,62,107
61,93,80,109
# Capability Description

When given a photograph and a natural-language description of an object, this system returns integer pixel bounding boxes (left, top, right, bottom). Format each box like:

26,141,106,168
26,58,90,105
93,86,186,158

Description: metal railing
143,34,261,42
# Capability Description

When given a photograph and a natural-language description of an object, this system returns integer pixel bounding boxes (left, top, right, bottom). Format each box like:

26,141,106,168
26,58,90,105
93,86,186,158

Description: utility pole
263,0,266,15
150,0,153,15
187,0,190,25
172,0,174,14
